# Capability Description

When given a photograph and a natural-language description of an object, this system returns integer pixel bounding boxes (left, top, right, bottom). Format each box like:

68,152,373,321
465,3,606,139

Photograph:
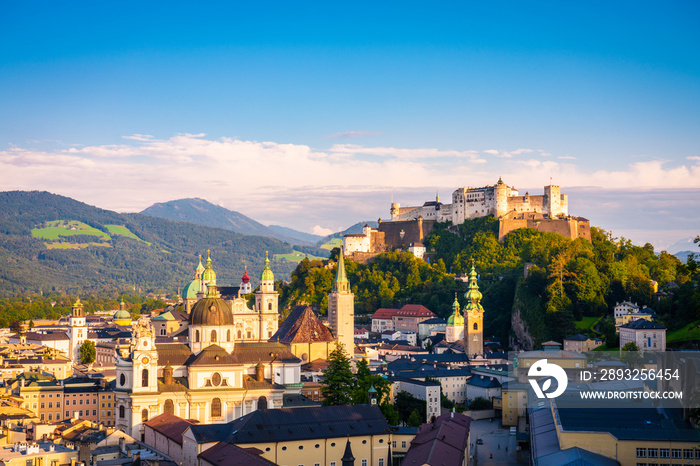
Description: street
469,419,525,465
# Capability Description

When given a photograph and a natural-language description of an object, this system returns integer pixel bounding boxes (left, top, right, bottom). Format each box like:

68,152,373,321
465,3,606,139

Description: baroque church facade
114,253,301,439
114,250,357,439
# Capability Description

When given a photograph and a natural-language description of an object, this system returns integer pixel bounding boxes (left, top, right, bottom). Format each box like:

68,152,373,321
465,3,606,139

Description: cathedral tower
328,248,355,356
256,252,279,340
463,264,484,357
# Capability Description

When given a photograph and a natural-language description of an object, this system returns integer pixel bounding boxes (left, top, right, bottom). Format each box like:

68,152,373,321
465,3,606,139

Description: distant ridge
316,221,379,247
0,191,300,294
268,225,322,245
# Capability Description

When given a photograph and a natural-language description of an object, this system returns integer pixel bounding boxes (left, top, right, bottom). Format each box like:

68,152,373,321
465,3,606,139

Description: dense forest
0,191,304,295
279,217,699,349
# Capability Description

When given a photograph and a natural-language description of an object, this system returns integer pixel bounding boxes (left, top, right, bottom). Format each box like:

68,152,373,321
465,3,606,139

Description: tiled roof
564,334,589,341
619,319,665,330
466,375,501,388
235,342,301,364
271,305,335,343
199,443,276,466
186,345,240,367
372,305,437,319
144,413,197,446
402,412,471,466
156,343,193,366
225,405,389,444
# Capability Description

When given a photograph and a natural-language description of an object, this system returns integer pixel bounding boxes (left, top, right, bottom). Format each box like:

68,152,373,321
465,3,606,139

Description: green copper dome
447,293,464,326
113,309,131,321
182,279,201,299
201,250,217,283
261,251,275,282
464,263,484,312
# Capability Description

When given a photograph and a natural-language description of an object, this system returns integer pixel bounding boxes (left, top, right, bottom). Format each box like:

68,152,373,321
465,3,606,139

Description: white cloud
122,134,154,141
483,149,499,155
312,225,334,236
687,156,700,161
558,156,576,160
2,134,700,235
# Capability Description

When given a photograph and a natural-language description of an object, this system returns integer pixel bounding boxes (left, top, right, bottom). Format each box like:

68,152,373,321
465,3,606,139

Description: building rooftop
144,413,197,446
402,412,471,466
619,319,665,330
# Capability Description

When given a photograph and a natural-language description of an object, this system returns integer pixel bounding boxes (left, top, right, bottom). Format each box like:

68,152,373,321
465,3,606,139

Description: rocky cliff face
511,307,534,351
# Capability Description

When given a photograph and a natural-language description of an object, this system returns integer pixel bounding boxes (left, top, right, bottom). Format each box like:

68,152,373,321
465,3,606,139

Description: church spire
261,251,275,282
334,247,349,293
342,439,355,466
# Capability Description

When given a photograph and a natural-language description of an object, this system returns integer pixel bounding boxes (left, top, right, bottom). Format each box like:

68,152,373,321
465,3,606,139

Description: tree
79,340,96,365
469,396,492,410
352,359,391,405
407,410,422,427
320,343,354,406
620,341,642,368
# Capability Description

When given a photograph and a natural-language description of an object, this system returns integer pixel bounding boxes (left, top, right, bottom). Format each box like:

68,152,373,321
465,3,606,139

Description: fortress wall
370,230,386,252
498,217,591,241
506,195,546,214
379,218,435,250
344,234,371,253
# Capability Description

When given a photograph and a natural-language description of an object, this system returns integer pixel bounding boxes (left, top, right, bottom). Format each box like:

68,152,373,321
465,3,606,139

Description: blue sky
1,2,699,249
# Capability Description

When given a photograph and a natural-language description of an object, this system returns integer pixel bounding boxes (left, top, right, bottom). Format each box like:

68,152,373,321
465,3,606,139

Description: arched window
237,330,242,339
211,398,222,418
195,330,200,342
227,330,231,341
258,396,268,410
473,322,478,331
164,399,174,415
268,302,272,311
119,374,126,387
211,330,217,342
142,369,149,387
119,405,125,418
141,409,148,423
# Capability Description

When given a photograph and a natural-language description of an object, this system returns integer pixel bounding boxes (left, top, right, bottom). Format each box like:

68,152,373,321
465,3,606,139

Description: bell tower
328,248,355,356
256,252,279,340
68,298,87,362
131,318,158,394
464,263,484,357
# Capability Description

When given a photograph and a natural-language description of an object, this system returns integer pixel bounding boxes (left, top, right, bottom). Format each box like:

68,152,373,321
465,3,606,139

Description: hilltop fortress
390,177,568,224
344,179,589,262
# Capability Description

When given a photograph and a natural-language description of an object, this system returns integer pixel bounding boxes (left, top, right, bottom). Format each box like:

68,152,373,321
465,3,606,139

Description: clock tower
464,264,484,357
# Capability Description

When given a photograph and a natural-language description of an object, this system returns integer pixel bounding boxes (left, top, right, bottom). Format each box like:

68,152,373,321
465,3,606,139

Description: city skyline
2,2,699,249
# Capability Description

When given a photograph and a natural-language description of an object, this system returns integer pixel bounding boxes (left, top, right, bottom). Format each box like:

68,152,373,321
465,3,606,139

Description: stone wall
498,214,590,242
378,218,435,250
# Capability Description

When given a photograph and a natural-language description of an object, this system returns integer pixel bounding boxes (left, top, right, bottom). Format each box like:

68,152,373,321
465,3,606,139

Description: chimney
119,436,125,454
255,362,265,382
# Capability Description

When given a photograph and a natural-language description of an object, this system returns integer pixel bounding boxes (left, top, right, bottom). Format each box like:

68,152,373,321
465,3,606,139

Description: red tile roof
372,304,437,319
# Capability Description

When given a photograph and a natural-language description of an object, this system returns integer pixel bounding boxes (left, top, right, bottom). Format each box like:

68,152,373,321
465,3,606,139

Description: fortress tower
494,177,509,217
463,264,484,357
328,248,355,356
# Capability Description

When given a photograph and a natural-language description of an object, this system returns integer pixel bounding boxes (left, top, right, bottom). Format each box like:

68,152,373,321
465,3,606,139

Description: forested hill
0,191,299,295
279,217,699,349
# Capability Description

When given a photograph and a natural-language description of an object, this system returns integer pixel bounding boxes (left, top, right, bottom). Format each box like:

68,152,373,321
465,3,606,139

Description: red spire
241,266,250,284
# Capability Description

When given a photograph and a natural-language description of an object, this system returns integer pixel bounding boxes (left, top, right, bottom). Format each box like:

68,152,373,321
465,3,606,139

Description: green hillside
280,218,699,349
0,191,298,295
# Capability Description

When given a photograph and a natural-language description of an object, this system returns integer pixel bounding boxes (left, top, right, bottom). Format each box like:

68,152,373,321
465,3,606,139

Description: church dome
260,251,274,282
182,279,201,299
201,251,217,283
113,309,131,325
189,297,233,326
447,311,464,327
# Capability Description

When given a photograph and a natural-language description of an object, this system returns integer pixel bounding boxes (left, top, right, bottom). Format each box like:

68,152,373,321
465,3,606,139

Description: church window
195,330,200,342
268,331,272,338
237,330,242,339
211,330,217,342
258,396,267,410
268,302,272,311
212,372,222,387
141,409,148,422
227,330,231,341
211,398,222,418
247,330,252,339
473,323,478,331
119,374,126,387
164,399,174,415
142,369,149,387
